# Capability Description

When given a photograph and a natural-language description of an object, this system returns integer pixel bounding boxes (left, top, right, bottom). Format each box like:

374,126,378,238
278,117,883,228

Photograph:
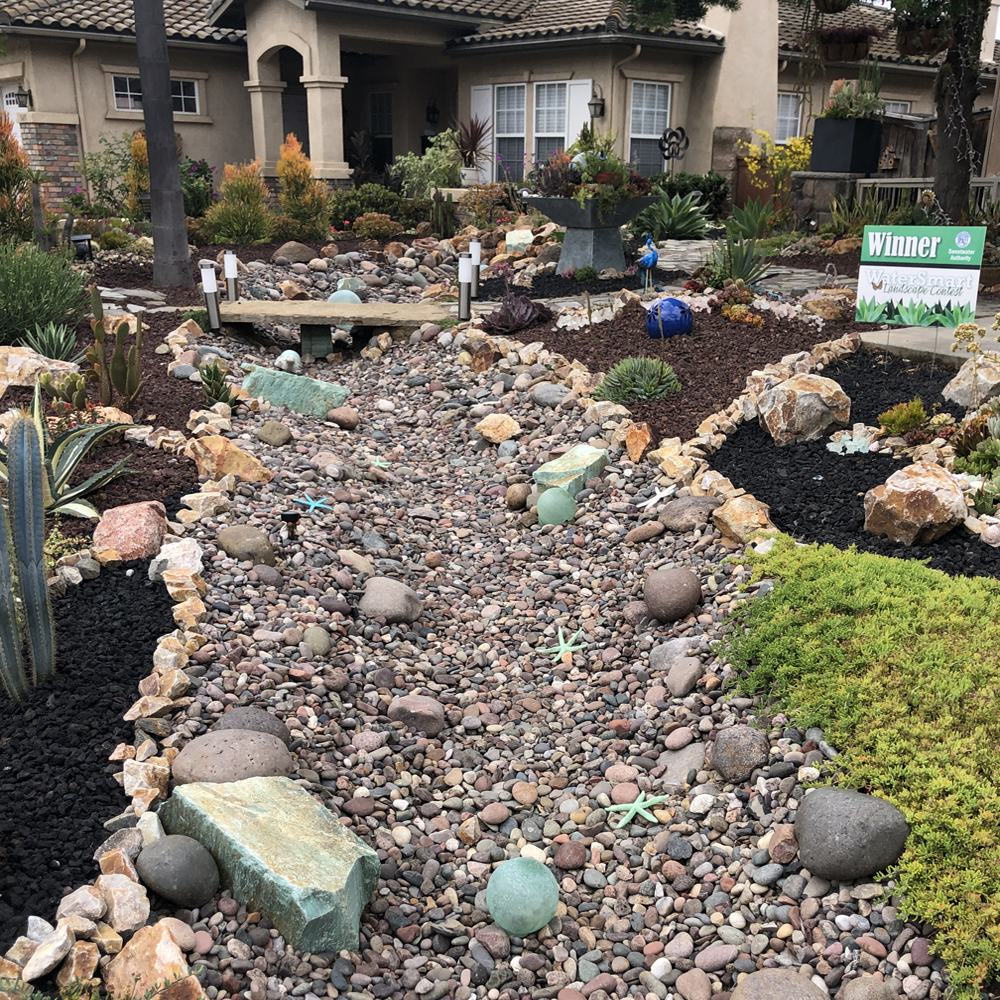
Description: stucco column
301,75,351,179
245,79,287,174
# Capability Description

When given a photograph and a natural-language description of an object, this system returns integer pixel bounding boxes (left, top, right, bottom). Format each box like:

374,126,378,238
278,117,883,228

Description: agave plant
631,191,709,241
480,295,553,335
23,321,84,363
0,411,56,700
702,235,769,287
0,384,133,517
593,357,681,405
856,297,888,322
725,197,775,240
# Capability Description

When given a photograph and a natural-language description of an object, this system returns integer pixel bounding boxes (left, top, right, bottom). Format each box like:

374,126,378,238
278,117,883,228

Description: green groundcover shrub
727,537,1000,998
0,243,88,346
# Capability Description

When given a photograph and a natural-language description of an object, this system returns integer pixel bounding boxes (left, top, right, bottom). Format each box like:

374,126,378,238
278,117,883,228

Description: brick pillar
19,121,85,206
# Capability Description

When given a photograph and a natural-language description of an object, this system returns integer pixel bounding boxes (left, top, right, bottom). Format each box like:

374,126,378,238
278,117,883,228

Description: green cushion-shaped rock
242,367,349,417
532,443,608,498
159,776,379,952
485,857,558,937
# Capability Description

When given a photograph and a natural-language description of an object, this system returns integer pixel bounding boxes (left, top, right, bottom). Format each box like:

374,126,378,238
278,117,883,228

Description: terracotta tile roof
322,0,534,21
0,0,244,43
447,0,723,47
778,0,996,71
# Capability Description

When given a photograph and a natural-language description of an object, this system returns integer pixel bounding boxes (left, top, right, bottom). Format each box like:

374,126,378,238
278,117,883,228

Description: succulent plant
593,357,681,404
480,295,553,335
85,284,144,412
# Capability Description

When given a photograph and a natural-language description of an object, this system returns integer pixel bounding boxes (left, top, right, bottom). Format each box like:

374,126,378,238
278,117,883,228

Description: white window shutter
566,79,592,149
470,85,494,181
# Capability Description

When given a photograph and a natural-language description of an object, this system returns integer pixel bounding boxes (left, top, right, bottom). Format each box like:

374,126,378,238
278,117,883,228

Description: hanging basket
820,39,871,63
813,0,853,13
896,25,951,58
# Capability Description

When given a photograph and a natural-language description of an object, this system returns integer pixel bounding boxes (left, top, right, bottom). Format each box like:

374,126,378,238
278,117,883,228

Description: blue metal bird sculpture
638,234,658,293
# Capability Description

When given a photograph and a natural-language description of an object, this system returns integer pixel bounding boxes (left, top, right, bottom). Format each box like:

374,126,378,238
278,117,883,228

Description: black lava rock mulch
711,351,1000,577
0,562,176,948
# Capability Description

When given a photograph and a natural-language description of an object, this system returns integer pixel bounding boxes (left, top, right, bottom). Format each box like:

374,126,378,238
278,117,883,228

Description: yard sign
856,225,986,326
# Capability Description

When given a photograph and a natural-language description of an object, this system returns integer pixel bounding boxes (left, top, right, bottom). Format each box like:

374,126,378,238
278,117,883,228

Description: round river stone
172,730,294,784
135,835,220,907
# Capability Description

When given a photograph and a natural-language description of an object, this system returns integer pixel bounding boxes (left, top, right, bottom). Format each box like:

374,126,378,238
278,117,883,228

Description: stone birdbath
524,195,658,274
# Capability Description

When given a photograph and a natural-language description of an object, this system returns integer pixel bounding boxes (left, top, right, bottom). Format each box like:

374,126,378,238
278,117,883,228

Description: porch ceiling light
588,94,605,119
426,100,440,124
14,83,32,109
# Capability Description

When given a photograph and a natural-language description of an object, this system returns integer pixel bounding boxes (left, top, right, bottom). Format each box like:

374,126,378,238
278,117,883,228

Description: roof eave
305,0,498,29
447,28,724,55
0,20,245,48
781,49,997,78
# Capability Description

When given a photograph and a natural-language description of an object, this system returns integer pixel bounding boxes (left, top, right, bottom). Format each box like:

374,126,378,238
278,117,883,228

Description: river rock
643,568,702,622
666,657,703,697
711,725,770,781
171,731,294,785
257,420,293,446
758,374,850,446
387,694,446,736
863,461,967,546
217,525,276,565
660,496,720,532
135,836,221,907
731,968,828,999
213,706,293,745
795,787,909,881
358,577,422,623
272,241,315,264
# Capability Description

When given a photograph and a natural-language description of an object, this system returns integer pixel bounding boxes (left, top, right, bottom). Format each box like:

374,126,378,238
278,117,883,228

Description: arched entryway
278,47,309,156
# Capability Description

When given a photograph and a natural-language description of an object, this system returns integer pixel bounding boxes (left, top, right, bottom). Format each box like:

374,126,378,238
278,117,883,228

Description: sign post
856,225,986,327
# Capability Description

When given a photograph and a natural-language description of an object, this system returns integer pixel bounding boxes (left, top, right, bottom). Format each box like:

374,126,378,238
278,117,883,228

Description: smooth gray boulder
731,968,828,1000
217,525,276,566
643,568,702,623
659,496,721,532
172,731,294,785
257,420,293,446
795,787,909,881
214,706,293,746
135,835,220,907
387,694,446,737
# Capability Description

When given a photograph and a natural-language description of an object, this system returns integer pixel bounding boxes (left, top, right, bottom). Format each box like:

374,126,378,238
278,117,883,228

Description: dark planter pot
525,195,658,273
896,26,951,57
809,118,883,174
819,39,871,63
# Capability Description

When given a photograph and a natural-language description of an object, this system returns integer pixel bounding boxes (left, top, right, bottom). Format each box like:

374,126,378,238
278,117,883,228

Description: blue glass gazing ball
327,289,362,304
646,297,693,339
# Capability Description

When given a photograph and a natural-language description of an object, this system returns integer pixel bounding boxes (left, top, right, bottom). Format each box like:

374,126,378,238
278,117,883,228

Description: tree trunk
30,182,48,252
133,0,193,287
934,2,991,223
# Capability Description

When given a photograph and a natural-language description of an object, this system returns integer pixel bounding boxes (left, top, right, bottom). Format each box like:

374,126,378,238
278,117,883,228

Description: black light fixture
14,83,32,109
425,100,440,125
588,86,605,119
281,510,302,540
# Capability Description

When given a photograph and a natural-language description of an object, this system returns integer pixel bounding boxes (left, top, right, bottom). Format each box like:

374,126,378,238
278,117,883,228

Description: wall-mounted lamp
14,83,32,109
426,100,440,124
588,85,605,119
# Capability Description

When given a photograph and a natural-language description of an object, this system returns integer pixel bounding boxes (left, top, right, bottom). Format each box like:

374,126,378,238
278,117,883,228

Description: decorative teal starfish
292,495,335,515
538,627,587,664
606,790,672,828
368,456,391,468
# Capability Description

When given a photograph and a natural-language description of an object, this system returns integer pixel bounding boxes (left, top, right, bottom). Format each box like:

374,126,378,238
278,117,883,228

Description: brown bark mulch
776,250,862,279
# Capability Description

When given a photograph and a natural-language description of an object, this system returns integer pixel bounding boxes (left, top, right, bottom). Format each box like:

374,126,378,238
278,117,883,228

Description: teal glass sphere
327,289,362,304
537,487,577,526
485,857,559,937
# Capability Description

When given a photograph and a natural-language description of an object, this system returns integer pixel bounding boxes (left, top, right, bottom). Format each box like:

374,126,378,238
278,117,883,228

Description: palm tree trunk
132,0,193,287
30,181,48,251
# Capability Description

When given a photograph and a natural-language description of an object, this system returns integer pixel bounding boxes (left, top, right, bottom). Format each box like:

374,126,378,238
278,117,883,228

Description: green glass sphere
537,487,577,526
485,857,559,937
327,289,362,304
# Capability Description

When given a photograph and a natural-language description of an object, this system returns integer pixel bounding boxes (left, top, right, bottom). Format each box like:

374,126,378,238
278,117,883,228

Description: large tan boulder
0,346,78,398
185,436,273,483
103,921,205,1000
942,355,1000,409
758,374,850,446
713,495,778,543
863,461,967,545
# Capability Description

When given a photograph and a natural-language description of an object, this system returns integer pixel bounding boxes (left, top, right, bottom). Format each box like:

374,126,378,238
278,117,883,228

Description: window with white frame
629,81,671,176
885,100,912,115
370,92,392,137
494,83,525,182
534,82,567,163
112,75,199,114
776,92,803,142
1,85,22,144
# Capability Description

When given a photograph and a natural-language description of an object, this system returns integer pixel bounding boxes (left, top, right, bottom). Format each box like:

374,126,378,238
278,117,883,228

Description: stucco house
2,0,1000,207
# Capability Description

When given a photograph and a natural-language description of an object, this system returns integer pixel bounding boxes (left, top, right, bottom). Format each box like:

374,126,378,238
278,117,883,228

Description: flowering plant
526,147,651,220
